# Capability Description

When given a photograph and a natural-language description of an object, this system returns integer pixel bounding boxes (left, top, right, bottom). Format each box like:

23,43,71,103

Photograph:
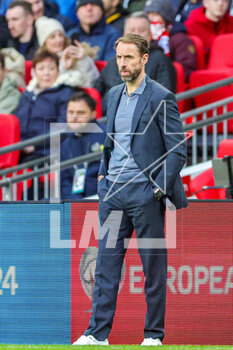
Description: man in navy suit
74,33,188,346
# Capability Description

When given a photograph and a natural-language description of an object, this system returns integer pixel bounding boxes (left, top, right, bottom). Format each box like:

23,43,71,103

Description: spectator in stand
22,0,76,32
68,0,121,61
1,47,25,87
94,12,176,114
15,48,74,161
35,16,99,87
102,0,128,33
144,0,197,82
174,0,202,23
0,15,11,47
185,0,233,63
0,51,21,113
5,1,39,60
60,91,106,199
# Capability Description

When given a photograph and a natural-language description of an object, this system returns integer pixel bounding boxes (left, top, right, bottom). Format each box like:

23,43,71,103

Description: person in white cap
33,16,99,88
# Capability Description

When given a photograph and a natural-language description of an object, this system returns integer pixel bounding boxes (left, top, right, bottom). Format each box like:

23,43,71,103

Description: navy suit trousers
85,178,167,341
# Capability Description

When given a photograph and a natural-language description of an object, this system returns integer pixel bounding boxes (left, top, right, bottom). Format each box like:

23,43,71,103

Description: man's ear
142,53,149,65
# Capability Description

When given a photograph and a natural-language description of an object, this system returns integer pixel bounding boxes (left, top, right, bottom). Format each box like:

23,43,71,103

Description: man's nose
119,57,126,67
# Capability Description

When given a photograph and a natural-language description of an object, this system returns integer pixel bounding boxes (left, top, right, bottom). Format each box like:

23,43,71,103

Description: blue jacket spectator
174,0,202,23
68,0,121,61
0,15,10,48
61,125,106,199
60,91,106,199
15,48,74,160
16,86,73,157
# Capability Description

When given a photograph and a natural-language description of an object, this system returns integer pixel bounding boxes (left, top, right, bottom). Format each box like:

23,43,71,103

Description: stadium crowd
0,0,233,200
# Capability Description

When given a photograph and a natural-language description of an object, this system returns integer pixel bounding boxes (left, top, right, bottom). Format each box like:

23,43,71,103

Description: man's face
147,12,165,24
6,6,32,38
34,58,59,90
0,64,5,86
124,17,152,44
116,41,148,83
76,3,103,26
24,0,44,20
67,100,95,131
203,0,229,21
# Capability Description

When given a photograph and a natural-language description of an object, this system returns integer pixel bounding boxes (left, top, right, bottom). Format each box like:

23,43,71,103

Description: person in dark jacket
15,48,74,162
94,12,176,114
102,0,129,33
0,15,11,48
60,91,106,199
23,0,76,32
174,0,202,23
144,0,197,82
5,1,39,60
68,0,121,61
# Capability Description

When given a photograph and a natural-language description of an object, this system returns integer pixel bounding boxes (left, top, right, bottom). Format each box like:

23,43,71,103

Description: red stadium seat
208,34,233,70
95,60,107,72
189,139,233,199
82,87,102,119
173,61,186,113
217,138,233,157
189,35,206,69
24,60,33,85
189,69,233,133
0,114,20,169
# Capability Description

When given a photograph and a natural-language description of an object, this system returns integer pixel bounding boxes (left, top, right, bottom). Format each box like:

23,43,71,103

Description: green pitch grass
0,345,232,350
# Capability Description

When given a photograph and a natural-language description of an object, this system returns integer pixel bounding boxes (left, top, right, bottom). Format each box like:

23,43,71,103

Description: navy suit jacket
98,75,188,209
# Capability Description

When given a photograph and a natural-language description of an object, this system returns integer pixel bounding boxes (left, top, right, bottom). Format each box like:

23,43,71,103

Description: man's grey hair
124,11,151,28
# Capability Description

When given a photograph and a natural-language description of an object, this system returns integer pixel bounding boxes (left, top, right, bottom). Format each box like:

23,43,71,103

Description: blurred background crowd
0,0,233,200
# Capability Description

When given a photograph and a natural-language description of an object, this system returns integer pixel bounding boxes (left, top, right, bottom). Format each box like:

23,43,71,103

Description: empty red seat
208,34,233,70
189,35,205,69
0,114,20,169
189,69,233,133
82,87,102,119
189,139,233,199
173,61,186,113
217,138,233,157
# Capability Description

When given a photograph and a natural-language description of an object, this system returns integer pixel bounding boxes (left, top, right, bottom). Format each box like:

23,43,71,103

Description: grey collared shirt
107,76,148,183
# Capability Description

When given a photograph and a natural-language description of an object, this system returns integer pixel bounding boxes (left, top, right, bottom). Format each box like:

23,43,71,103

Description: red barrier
71,202,233,345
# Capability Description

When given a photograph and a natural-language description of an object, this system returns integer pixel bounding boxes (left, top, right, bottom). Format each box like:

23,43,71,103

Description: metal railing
181,96,233,165
0,76,233,201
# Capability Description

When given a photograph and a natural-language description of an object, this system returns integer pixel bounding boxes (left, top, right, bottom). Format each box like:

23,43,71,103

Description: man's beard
120,67,142,83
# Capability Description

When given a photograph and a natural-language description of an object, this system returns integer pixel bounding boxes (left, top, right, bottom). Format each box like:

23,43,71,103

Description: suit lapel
130,81,153,138
107,85,124,134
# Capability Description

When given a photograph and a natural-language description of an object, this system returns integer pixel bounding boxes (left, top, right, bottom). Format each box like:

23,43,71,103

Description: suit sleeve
154,92,187,194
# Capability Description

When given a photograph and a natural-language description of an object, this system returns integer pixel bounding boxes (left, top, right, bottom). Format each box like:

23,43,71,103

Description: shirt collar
122,75,147,96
